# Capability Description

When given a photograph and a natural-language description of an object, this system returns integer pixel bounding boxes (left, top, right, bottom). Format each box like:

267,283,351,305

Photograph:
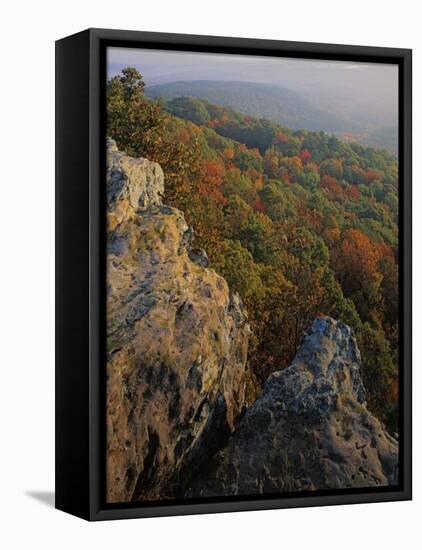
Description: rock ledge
106,140,251,503
187,317,398,496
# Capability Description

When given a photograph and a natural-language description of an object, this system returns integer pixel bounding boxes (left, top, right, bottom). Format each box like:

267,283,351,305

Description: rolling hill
146,80,397,153
146,80,361,133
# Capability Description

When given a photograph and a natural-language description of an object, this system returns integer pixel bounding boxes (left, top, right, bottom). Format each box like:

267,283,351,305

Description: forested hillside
146,80,398,152
146,80,355,132
107,68,399,433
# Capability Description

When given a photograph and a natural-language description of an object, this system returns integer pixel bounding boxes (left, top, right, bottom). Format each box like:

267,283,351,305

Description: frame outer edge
89,28,103,521
78,29,412,520
402,48,412,500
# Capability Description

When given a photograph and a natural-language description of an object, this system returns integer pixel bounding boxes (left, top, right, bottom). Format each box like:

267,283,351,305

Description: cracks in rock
131,429,160,501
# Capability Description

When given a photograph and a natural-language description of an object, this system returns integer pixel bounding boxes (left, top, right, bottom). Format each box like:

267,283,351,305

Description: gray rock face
188,248,210,268
107,138,164,216
187,317,399,497
105,141,251,503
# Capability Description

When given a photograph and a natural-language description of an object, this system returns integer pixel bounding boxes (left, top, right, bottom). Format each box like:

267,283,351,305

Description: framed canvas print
55,28,412,521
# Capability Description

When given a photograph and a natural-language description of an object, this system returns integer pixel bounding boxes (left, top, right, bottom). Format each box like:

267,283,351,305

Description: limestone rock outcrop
106,140,251,503
187,317,399,496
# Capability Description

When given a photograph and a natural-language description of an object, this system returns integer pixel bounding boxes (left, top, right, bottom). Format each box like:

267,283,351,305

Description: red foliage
252,197,267,213
345,184,360,200
299,149,311,163
364,169,384,183
320,175,343,196
376,241,395,260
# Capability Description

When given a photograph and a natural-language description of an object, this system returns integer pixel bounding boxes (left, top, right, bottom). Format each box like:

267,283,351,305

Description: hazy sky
107,47,397,100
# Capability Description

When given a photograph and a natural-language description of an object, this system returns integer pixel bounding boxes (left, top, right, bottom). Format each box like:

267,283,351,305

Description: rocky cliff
187,317,398,496
106,141,398,503
106,139,251,503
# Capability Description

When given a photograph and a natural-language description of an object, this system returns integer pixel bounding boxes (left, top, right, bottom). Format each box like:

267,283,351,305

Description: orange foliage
189,124,202,136
324,226,341,246
226,165,241,179
342,229,381,269
320,175,343,196
246,168,264,191
282,156,302,173
307,161,320,172
174,128,192,145
365,169,385,183
249,147,262,160
199,159,226,204
224,147,235,160
274,131,289,143
335,228,382,294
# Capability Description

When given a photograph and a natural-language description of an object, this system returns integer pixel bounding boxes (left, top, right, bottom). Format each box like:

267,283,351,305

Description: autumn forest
106,65,399,437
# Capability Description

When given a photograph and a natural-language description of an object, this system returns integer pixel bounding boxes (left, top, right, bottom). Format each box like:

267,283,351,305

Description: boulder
187,317,399,496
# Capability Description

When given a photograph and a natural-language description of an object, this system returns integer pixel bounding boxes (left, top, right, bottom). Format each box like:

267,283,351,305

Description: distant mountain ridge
338,126,398,155
146,80,361,132
145,80,397,153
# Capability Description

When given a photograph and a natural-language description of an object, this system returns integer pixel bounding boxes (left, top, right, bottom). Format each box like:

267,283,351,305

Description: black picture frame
55,28,412,521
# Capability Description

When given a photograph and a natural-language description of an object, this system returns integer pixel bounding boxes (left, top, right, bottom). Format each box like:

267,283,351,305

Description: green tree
107,67,164,157
167,97,211,126
107,67,202,206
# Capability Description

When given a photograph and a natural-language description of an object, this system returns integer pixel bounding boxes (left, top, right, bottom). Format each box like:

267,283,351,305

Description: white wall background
0,1,419,548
